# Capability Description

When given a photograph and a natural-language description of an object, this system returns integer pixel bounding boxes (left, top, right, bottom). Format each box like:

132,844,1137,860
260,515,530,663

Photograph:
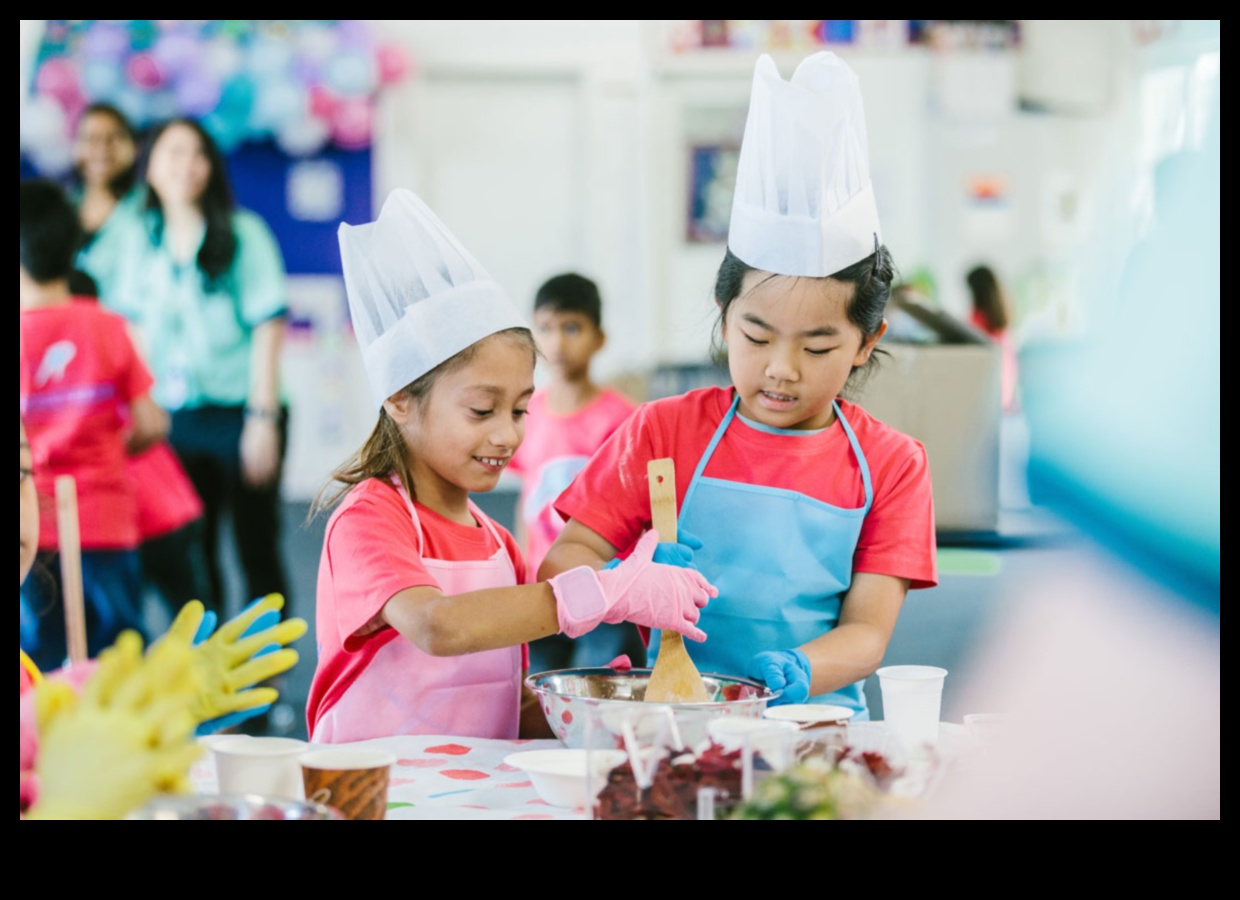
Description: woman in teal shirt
102,117,290,618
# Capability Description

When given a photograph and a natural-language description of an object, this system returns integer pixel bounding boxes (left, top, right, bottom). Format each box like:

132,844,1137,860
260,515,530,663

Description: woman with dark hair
966,264,1019,413
71,103,143,291
101,117,290,619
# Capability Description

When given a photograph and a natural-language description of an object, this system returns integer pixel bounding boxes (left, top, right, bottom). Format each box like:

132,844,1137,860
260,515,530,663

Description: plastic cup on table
212,735,309,800
299,747,396,821
876,665,948,757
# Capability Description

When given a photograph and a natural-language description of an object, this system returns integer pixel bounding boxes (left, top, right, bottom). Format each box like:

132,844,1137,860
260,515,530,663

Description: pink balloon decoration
126,52,166,90
376,44,413,86
35,58,83,106
309,85,340,121
330,97,373,150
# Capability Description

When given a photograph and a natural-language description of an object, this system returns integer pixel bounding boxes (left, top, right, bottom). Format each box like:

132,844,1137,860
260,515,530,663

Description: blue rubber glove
602,529,703,570
746,649,812,706
193,598,284,736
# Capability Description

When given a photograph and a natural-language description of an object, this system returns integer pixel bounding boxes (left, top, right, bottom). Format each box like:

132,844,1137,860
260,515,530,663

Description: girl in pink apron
544,53,938,720
306,190,716,743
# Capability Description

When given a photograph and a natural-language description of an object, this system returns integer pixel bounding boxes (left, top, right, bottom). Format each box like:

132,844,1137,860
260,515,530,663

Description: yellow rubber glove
27,631,203,820
166,595,308,723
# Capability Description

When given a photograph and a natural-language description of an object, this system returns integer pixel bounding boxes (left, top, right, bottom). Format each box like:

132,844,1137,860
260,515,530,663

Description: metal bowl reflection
526,667,779,749
127,793,343,820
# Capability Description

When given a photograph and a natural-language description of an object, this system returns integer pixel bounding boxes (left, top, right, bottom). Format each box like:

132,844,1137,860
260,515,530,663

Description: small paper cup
212,736,308,800
299,748,396,821
876,665,947,755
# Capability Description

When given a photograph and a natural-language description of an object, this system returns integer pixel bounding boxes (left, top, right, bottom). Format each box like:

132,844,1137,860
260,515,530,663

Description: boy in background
510,273,640,673
19,179,168,670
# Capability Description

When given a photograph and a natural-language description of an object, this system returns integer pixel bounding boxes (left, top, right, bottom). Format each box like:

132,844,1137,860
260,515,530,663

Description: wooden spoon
55,475,88,666
643,458,712,704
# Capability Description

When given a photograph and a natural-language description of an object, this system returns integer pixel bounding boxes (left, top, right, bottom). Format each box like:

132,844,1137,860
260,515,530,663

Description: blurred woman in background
70,105,211,627
101,117,290,618
966,264,1019,414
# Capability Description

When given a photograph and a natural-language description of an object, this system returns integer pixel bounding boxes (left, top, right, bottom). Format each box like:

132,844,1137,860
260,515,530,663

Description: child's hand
652,529,703,568
551,531,717,641
602,529,703,570
747,649,812,705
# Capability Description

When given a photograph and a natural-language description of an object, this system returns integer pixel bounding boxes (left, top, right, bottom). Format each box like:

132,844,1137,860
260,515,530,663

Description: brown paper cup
300,748,396,820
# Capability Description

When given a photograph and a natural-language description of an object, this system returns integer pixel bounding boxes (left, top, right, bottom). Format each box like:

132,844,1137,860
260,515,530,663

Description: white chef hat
728,52,881,278
339,189,528,409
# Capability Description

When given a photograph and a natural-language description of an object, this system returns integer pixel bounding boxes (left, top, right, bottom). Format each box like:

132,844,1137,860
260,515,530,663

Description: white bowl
763,704,856,728
504,748,627,809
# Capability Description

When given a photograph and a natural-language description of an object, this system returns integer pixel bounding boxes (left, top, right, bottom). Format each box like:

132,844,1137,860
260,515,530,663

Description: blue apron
649,395,875,715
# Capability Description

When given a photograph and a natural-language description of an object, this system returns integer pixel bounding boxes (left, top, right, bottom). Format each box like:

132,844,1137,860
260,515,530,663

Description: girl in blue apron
541,53,938,718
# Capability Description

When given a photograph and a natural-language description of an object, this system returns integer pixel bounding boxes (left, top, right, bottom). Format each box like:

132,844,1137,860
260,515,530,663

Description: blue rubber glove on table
747,648,812,706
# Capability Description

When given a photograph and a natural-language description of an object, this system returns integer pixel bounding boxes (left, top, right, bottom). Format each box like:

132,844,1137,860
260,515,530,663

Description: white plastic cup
212,736,308,800
876,665,948,754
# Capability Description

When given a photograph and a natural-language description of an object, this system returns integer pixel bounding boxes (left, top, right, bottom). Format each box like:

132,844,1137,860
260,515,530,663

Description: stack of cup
875,665,948,757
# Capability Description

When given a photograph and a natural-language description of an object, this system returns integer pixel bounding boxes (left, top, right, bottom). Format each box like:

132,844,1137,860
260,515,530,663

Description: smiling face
722,270,885,431
532,307,604,383
74,109,136,189
20,422,37,586
389,334,536,518
145,122,212,208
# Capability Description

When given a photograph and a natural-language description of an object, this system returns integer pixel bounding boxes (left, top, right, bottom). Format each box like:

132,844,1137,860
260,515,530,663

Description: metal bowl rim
524,666,779,704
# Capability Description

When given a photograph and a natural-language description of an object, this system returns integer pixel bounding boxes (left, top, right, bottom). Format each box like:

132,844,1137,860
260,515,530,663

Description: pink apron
312,483,523,742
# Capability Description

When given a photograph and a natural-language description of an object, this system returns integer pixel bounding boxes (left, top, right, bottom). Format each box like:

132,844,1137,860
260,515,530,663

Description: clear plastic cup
876,665,947,755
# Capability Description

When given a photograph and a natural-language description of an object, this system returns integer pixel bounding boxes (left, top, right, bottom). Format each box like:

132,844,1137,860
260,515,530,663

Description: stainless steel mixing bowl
127,793,343,820
527,667,780,749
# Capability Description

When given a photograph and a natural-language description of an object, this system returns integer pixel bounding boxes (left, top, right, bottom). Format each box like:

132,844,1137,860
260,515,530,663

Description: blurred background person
20,179,167,670
102,117,290,620
509,273,641,673
965,264,1018,414
66,269,211,634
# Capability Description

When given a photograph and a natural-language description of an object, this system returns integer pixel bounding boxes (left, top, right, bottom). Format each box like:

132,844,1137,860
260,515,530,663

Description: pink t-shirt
555,386,938,589
509,388,636,575
20,300,154,550
306,478,528,735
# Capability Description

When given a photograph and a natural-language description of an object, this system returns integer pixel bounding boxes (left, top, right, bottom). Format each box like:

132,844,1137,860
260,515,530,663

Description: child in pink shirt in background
509,274,640,674
19,180,168,671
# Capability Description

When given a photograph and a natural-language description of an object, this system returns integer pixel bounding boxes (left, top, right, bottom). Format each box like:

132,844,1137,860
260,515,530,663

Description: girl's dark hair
712,244,896,397
312,328,538,516
72,102,138,199
20,179,83,283
139,117,238,289
966,264,1009,333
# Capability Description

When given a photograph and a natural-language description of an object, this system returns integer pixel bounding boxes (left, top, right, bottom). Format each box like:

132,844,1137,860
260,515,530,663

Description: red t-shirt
555,386,938,589
509,387,636,576
306,477,529,734
128,442,203,540
20,300,154,550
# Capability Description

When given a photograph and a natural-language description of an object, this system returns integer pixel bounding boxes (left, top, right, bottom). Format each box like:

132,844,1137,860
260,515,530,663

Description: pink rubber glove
550,531,716,641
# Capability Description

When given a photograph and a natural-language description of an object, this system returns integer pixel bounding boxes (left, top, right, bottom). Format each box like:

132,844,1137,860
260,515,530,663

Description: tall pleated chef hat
728,52,881,278
339,189,528,409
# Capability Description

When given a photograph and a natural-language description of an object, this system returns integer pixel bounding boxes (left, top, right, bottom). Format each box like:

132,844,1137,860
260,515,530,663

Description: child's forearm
382,582,560,656
800,572,909,695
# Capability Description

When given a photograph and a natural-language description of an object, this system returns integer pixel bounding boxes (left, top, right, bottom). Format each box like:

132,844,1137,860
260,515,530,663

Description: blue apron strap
681,394,740,515
832,401,874,513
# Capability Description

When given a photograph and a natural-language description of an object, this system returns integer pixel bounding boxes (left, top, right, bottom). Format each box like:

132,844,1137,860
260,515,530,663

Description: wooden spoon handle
55,476,88,666
644,459,711,704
